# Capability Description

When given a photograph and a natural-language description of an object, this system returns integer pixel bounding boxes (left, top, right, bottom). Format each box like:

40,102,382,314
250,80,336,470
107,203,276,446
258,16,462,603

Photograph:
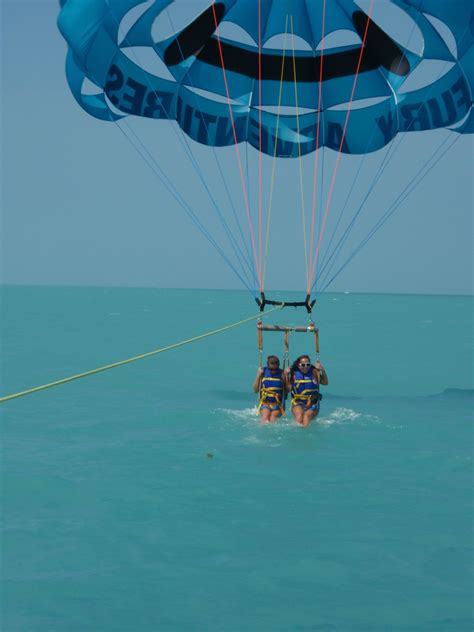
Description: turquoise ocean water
1,286,473,631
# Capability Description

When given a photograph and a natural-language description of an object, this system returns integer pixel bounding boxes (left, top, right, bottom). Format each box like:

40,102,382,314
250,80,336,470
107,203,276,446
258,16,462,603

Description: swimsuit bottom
292,399,320,412
260,402,282,412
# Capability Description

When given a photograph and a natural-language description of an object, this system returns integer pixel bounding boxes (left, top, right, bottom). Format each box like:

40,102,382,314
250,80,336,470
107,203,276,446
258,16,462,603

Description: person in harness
253,355,288,422
286,355,328,427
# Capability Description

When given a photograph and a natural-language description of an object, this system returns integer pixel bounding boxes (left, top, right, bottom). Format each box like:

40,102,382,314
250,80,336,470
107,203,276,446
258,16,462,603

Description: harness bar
257,319,320,369
255,292,316,313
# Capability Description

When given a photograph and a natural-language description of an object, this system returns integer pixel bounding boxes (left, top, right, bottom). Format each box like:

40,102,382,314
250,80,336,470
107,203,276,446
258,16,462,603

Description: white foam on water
240,434,282,447
241,434,262,444
317,407,380,426
219,407,295,426
318,407,360,425
217,406,381,436
219,407,259,420
216,407,296,446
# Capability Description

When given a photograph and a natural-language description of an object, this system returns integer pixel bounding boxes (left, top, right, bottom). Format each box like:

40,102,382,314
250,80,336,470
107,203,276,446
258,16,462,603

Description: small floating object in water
206,453,214,459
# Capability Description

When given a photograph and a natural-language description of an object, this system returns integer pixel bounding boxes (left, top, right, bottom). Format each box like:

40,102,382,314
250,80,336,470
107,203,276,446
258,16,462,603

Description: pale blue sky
1,0,473,295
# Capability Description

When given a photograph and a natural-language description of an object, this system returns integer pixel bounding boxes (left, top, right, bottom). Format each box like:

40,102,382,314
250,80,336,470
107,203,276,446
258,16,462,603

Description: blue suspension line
314,22,419,289
244,140,258,293
166,8,259,291
318,133,460,294
316,145,326,256
110,8,258,293
313,22,416,286
312,110,459,295
312,25,470,294
116,120,257,294
314,139,393,291
309,144,326,284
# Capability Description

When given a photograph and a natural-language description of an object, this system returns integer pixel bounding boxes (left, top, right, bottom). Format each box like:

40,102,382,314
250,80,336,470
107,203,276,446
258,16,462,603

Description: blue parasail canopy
58,0,474,157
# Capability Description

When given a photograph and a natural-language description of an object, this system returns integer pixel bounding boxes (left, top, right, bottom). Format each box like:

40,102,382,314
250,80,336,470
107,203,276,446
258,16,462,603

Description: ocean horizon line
1,282,473,299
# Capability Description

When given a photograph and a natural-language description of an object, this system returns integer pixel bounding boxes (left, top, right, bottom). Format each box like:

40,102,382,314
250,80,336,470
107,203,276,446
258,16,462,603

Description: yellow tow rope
0,307,281,404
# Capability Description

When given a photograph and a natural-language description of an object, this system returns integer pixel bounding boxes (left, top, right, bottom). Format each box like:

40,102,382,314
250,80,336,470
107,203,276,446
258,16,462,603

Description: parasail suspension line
115,121,255,295
308,0,328,291
211,1,262,290
314,17,419,290
308,1,375,289
313,23,470,295
109,7,259,294
290,15,310,291
317,133,461,294
262,15,290,287
258,0,263,292
164,7,259,291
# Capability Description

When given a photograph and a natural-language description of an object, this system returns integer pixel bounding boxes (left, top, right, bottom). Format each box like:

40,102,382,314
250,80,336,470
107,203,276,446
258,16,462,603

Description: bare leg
292,405,305,425
302,409,318,427
260,408,271,423
269,409,282,422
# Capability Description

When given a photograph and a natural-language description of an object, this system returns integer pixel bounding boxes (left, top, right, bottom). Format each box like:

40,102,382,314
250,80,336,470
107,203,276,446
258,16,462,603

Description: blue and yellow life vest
291,368,320,408
258,367,285,414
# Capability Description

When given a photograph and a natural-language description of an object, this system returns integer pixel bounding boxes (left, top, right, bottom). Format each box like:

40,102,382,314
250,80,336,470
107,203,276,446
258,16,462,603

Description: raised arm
314,361,329,385
253,367,264,393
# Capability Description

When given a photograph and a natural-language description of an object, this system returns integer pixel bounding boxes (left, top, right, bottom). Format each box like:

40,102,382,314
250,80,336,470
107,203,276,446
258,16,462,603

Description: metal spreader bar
255,292,316,313
257,320,320,368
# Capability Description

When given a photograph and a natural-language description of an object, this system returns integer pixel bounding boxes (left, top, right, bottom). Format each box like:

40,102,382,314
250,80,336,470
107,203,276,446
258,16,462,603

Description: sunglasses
268,361,279,366
299,362,311,367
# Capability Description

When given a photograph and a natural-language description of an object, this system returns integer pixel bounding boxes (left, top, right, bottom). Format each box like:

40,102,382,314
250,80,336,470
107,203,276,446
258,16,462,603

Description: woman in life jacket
252,355,288,422
286,355,329,427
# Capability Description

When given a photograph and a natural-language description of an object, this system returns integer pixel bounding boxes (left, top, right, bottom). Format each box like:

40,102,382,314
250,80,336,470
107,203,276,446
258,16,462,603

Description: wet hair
267,355,280,365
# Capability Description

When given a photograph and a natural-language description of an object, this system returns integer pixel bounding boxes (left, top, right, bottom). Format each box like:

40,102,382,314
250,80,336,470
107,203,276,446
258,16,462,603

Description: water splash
318,407,380,426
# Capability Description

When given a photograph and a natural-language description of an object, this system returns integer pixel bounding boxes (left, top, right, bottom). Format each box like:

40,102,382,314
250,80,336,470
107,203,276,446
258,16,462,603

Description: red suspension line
308,0,327,294
308,1,375,290
211,1,262,290
258,0,263,289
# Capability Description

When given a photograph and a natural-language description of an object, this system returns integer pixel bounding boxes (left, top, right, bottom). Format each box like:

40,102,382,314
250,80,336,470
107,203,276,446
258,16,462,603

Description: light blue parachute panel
58,0,474,156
